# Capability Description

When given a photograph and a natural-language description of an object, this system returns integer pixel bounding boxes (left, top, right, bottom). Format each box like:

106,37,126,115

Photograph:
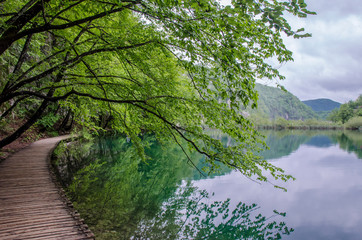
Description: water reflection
194,130,362,240
133,186,292,240
258,130,362,160
332,131,362,159
53,130,362,239
54,136,293,239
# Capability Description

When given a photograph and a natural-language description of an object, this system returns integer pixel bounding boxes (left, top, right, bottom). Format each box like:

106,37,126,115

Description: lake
54,130,362,239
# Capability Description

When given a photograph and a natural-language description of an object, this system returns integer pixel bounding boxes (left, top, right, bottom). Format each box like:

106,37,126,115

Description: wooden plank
0,188,58,196
0,221,78,234
0,209,73,221
0,226,83,239
0,214,76,226
0,182,52,188
0,176,51,182
0,191,60,200
0,136,94,239
24,232,94,240
0,195,61,204
0,206,66,216
0,218,79,232
0,202,65,211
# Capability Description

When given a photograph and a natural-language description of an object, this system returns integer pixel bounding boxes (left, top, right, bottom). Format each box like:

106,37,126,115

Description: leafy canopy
0,0,315,183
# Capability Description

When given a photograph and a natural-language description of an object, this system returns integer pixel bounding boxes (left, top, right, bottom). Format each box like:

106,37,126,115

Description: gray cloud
307,0,362,17
280,0,362,102
220,0,362,102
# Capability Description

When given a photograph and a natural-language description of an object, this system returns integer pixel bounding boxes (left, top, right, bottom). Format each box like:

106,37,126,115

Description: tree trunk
58,109,71,132
0,100,49,148
0,0,48,55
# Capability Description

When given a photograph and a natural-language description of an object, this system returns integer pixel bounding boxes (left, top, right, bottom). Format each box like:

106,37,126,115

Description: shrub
344,116,362,130
35,114,61,130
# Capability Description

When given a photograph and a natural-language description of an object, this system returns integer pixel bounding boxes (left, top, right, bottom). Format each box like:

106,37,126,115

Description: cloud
307,0,362,18
220,0,362,102
280,5,362,103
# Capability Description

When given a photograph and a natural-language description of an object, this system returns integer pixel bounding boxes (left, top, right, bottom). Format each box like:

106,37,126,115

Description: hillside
302,99,341,112
249,84,317,120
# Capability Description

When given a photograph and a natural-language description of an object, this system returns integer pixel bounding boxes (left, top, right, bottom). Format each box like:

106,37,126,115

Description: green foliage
328,95,362,124
331,131,362,159
257,130,310,160
339,105,354,124
53,136,294,239
257,130,362,160
313,110,334,120
0,119,13,134
249,84,317,120
274,117,290,127
54,136,199,238
344,116,362,130
251,115,342,130
35,113,61,130
327,109,339,122
0,0,315,181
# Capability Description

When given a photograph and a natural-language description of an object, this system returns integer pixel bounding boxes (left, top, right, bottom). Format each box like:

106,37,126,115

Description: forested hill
249,84,317,120
302,99,341,112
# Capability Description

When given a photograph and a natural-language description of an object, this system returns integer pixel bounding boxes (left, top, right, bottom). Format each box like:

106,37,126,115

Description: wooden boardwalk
0,136,94,240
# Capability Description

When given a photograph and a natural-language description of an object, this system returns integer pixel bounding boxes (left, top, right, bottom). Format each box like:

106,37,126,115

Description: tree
328,95,362,124
0,0,314,182
338,104,354,124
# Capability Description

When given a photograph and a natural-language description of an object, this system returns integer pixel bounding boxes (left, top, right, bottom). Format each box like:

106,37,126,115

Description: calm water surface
55,130,362,239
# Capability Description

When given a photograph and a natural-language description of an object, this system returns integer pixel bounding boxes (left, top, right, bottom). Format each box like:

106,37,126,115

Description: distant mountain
302,99,341,112
249,84,317,120
302,98,341,119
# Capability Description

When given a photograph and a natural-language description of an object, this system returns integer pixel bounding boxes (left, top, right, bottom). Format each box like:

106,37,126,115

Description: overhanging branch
0,1,141,54
9,89,148,104
5,40,155,96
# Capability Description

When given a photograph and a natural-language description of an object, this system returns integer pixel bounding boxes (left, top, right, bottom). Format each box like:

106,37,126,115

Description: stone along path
0,136,94,239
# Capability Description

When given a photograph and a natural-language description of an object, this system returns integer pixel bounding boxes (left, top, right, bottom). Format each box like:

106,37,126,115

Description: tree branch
0,0,50,54
0,13,17,17
2,34,33,93
132,102,213,158
66,74,142,85
0,1,140,54
49,0,86,23
8,89,148,104
3,40,154,100
166,124,206,177
0,96,27,120
13,34,33,74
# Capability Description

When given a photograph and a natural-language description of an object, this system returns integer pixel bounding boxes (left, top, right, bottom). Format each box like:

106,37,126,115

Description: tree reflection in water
134,185,292,240
332,131,362,159
257,130,362,161
53,136,293,239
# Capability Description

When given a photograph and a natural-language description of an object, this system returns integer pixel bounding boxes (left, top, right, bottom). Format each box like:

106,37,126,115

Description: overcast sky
221,0,362,103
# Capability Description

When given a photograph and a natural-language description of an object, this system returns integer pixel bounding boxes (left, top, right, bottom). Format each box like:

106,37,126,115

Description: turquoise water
55,131,362,239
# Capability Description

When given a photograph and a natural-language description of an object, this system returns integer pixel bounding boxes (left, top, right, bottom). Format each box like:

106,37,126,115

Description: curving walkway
0,136,94,240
